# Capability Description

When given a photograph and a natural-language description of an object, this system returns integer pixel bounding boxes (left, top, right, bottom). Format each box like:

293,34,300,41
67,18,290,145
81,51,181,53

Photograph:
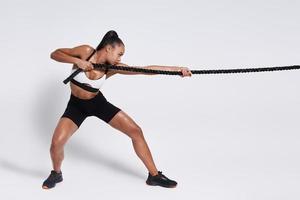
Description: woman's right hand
75,59,94,71
177,66,192,77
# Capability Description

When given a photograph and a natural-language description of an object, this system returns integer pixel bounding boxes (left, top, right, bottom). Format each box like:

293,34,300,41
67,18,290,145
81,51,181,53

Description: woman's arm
50,45,90,64
50,45,94,71
111,63,144,75
145,65,192,77
113,63,185,75
112,63,192,77
143,65,182,75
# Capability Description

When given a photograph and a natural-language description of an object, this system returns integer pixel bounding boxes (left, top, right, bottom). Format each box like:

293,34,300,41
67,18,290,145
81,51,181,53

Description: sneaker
146,171,177,188
42,170,63,189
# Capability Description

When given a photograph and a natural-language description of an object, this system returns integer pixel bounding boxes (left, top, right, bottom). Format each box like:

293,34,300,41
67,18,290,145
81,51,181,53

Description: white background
0,0,299,199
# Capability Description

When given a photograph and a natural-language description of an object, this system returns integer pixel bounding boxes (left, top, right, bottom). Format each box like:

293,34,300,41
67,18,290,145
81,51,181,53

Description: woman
42,30,192,189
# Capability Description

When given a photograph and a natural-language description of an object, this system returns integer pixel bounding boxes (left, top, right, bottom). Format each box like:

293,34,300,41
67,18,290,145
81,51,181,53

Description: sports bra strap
86,49,96,61
86,48,108,74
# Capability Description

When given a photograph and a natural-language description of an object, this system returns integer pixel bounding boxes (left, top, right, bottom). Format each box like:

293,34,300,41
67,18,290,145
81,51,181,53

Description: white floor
1,72,300,200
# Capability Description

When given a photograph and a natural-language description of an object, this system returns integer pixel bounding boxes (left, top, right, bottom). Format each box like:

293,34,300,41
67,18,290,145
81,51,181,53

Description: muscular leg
108,110,159,176
50,117,79,172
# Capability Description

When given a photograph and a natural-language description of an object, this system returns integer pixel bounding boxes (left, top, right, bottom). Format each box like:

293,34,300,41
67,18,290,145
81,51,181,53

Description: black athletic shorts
61,91,121,127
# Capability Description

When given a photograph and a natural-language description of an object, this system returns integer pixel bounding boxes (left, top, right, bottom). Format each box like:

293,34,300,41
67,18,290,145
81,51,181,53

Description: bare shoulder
75,44,94,59
105,70,116,79
55,44,94,60
69,44,94,70
105,62,129,79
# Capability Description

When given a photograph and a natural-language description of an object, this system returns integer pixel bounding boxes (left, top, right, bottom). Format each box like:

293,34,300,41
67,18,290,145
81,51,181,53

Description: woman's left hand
178,67,192,77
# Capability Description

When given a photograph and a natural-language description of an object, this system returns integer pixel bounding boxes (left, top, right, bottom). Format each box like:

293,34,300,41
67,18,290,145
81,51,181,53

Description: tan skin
43,43,192,189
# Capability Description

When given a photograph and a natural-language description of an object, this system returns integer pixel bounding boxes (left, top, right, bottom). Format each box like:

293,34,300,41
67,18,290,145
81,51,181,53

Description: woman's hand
75,59,94,71
178,67,192,77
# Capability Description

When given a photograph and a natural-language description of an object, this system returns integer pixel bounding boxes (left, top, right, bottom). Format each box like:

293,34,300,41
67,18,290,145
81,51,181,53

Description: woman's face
106,43,125,65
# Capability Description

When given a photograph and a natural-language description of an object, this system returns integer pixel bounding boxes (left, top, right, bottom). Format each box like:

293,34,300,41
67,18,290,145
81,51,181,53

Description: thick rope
63,64,300,84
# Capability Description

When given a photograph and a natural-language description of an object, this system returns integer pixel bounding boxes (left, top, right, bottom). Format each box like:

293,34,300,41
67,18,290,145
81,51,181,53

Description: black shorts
61,91,121,128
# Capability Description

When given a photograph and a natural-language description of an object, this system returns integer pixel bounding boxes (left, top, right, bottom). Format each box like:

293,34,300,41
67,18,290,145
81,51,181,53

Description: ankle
149,171,158,176
53,169,61,173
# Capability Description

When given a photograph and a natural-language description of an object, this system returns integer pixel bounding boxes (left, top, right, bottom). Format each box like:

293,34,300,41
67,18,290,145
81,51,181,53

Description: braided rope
63,64,300,84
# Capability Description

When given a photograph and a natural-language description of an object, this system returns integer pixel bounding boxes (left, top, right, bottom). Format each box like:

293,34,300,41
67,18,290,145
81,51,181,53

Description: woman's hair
96,30,124,51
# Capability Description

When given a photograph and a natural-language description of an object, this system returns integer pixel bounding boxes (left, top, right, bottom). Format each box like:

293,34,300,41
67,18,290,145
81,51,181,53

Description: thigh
107,110,142,137
52,100,87,145
52,117,79,145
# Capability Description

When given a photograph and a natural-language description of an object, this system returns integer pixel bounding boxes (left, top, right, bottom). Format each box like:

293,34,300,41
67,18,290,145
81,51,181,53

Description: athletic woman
42,30,192,189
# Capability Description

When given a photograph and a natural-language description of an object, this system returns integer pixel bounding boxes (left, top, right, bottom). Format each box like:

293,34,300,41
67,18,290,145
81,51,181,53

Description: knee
50,136,66,151
128,125,144,141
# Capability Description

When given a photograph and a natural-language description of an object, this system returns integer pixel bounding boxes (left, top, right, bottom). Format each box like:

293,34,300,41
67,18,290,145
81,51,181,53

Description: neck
94,49,107,64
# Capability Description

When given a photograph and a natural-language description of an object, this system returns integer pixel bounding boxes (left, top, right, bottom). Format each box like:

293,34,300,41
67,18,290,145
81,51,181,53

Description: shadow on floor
0,158,45,179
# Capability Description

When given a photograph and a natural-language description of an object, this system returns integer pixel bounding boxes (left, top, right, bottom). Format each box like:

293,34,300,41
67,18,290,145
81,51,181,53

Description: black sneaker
42,170,63,189
146,171,177,188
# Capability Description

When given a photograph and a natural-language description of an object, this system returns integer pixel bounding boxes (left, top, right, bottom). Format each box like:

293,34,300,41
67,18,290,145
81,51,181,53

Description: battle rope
63,64,300,84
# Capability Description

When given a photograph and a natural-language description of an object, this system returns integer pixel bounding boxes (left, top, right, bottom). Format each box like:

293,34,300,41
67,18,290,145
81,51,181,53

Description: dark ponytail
96,30,124,51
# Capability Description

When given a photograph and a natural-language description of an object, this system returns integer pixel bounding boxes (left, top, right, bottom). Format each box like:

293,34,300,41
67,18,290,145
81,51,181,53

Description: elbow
50,52,55,60
50,49,59,60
